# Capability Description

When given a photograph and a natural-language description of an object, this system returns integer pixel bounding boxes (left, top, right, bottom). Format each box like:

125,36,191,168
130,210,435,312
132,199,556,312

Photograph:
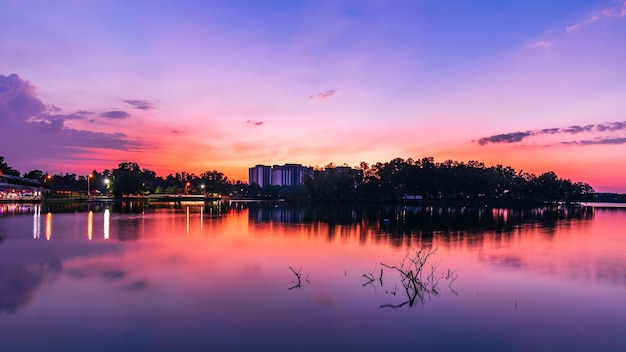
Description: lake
0,201,625,351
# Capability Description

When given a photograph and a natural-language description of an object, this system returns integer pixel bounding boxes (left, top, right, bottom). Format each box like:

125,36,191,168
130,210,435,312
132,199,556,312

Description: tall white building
249,164,312,187
248,165,272,187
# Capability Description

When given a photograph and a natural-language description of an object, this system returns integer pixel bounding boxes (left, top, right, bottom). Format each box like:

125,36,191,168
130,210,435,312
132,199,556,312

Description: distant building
249,163,312,187
331,166,353,174
248,165,272,187
0,175,42,201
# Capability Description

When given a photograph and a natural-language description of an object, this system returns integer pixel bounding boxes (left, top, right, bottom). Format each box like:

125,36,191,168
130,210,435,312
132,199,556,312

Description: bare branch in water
364,247,458,308
288,266,311,290
362,263,378,287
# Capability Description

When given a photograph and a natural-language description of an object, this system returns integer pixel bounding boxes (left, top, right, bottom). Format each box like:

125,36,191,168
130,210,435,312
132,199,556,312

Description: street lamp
87,173,93,200
185,182,190,194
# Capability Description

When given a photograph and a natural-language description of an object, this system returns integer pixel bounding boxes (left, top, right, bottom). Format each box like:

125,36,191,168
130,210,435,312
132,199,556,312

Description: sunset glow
1,1,625,192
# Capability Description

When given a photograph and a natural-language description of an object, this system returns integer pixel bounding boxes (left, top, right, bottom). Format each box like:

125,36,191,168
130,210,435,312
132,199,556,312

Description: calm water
0,201,625,351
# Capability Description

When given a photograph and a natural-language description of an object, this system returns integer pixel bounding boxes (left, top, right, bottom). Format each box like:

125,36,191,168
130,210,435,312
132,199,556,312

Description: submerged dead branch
288,266,311,290
362,263,383,287
363,247,458,308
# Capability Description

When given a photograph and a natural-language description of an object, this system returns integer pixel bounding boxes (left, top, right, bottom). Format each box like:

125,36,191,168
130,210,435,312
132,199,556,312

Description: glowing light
46,212,52,240
104,178,110,197
104,208,110,240
87,173,93,199
87,210,93,240
33,205,41,240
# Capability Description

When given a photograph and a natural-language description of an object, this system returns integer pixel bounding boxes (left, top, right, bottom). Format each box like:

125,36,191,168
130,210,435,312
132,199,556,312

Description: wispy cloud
566,15,599,33
32,110,93,124
526,40,554,49
566,1,626,33
124,99,154,110
478,121,626,145
246,120,264,126
563,137,626,146
478,132,533,145
309,89,337,100
47,104,62,112
601,0,626,18
101,110,130,119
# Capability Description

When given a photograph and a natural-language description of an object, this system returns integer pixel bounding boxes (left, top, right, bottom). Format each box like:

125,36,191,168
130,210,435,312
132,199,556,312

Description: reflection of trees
362,248,458,308
248,203,594,240
5,202,595,240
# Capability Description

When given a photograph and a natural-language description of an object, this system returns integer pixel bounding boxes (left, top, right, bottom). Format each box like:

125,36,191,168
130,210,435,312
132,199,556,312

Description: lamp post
87,174,93,200
185,182,190,194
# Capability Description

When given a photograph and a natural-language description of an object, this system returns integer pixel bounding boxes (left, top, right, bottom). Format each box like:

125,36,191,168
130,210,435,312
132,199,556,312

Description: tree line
1,155,595,203
1,157,238,199
301,157,594,204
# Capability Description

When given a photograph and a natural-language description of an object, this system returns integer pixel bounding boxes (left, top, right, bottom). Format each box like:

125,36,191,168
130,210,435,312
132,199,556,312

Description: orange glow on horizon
39,131,626,193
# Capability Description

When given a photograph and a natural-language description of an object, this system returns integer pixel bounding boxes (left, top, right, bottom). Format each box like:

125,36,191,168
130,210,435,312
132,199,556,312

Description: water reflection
362,248,459,309
247,203,594,245
0,224,123,314
45,212,52,240
32,205,40,240
104,208,110,240
0,202,625,351
87,211,93,240
0,201,600,245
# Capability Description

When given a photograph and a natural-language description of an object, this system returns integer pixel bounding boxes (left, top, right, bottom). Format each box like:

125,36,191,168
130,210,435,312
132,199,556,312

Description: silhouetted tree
23,170,44,181
111,162,145,198
0,156,20,176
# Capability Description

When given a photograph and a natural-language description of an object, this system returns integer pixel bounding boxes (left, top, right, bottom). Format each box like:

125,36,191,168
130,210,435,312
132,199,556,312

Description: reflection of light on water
46,212,52,240
141,210,145,239
87,211,93,240
104,208,110,240
200,206,203,233
33,205,41,239
186,206,190,237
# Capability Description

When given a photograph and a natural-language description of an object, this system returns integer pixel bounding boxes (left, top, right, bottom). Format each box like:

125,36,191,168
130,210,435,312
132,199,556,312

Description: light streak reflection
45,212,52,240
87,211,93,240
33,205,41,240
104,208,110,240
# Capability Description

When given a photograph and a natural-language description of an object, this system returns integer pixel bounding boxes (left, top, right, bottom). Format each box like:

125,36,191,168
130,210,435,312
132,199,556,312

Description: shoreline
3,197,620,208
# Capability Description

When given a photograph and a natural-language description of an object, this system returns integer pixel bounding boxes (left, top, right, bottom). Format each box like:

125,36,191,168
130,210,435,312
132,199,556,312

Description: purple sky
1,0,626,191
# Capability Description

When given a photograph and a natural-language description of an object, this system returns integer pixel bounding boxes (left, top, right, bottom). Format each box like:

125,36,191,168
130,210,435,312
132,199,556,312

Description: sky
1,0,625,192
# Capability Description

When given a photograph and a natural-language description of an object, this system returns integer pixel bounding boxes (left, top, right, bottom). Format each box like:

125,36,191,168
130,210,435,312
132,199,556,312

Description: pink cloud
309,89,337,100
566,2,626,33
527,41,554,49
566,15,599,33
